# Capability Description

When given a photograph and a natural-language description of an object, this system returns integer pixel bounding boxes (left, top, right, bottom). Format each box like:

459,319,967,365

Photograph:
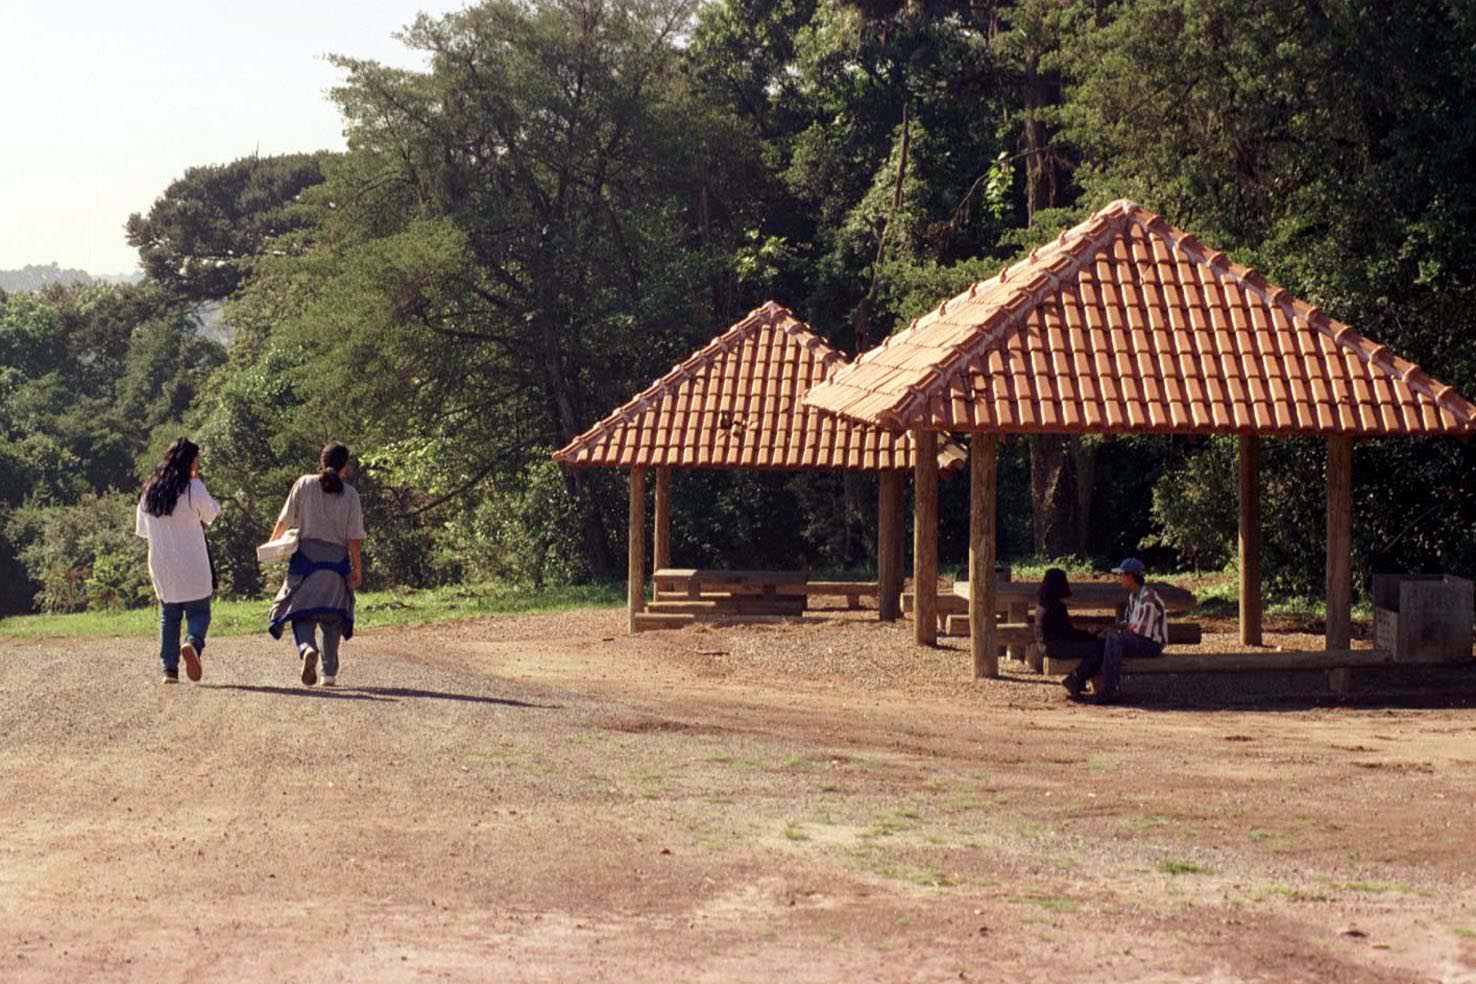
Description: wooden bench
900,590,967,617
804,580,879,610
1042,648,1395,695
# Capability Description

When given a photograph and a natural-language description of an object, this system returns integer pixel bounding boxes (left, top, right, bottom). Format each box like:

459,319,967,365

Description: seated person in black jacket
1034,568,1104,695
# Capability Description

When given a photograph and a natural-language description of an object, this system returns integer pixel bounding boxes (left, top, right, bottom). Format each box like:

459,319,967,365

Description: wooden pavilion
553,301,965,632
802,200,1476,676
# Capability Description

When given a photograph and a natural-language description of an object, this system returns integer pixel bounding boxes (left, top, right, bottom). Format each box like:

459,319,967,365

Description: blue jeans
293,617,343,677
160,598,212,672
1097,629,1163,696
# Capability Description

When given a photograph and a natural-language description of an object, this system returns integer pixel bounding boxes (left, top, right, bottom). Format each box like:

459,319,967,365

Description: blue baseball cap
1111,558,1146,576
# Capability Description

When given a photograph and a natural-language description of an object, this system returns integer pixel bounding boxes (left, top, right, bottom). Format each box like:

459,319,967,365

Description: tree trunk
1030,434,1077,558
1072,438,1100,554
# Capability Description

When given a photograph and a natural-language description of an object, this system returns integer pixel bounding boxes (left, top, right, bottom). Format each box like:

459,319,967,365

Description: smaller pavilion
554,301,965,632
803,200,1476,675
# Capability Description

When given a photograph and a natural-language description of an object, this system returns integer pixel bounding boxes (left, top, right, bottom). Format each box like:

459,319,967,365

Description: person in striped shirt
1062,558,1166,703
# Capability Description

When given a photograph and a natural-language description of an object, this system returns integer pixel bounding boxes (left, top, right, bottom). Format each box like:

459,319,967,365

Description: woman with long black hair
134,437,220,683
266,442,365,687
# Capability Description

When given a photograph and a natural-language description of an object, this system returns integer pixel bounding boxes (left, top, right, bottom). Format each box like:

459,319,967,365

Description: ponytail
319,442,349,494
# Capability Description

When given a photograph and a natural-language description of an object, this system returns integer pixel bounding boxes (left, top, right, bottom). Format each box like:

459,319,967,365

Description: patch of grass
1257,883,1332,903
468,746,555,778
1191,576,1374,623
1340,881,1428,896
1083,757,1116,773
1160,859,1211,875
903,866,958,888
849,851,957,888
705,752,766,771
1010,815,1048,839
860,814,914,839
0,580,624,639
1011,895,1078,914
1246,828,1273,842
1125,814,1174,830
783,822,810,842
628,766,668,798
1452,926,1476,939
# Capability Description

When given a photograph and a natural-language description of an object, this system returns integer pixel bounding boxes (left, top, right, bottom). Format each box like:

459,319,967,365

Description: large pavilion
803,199,1476,676
554,301,965,631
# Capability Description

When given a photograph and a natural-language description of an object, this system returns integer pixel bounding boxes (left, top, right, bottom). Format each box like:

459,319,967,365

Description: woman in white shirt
134,438,220,683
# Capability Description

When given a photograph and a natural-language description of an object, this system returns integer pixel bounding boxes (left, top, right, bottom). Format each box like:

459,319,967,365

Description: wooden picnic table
952,579,1198,613
655,568,807,598
650,568,881,619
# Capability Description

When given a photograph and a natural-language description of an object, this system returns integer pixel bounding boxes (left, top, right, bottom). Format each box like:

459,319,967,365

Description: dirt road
2,609,1474,983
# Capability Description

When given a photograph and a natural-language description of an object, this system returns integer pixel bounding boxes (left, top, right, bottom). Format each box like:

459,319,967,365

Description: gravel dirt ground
2,605,1475,983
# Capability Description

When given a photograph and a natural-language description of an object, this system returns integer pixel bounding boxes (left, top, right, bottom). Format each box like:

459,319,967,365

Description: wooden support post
1238,434,1263,646
653,466,672,573
878,470,903,621
1326,435,1353,652
627,467,647,634
969,434,999,678
1006,600,1027,661
913,431,939,646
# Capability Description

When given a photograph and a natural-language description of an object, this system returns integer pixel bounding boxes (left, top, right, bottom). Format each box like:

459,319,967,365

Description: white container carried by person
256,528,300,564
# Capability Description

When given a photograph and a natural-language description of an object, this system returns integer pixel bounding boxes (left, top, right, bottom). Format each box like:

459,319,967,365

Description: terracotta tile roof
802,200,1476,436
553,302,967,471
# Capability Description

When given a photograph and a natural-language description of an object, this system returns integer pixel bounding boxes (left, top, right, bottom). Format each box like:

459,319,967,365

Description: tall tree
126,153,328,302
222,0,770,577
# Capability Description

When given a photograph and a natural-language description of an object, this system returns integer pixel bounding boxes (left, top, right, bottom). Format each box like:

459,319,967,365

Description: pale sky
0,0,467,275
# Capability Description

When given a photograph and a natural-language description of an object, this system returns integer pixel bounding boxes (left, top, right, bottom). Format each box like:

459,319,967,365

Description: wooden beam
913,431,939,646
628,466,647,635
1326,435,1353,651
878,470,903,621
653,466,672,572
1238,434,1263,646
969,434,999,678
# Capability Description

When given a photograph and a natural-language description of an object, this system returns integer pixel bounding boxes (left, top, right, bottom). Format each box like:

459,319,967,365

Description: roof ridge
824,207,1135,409
885,209,1133,424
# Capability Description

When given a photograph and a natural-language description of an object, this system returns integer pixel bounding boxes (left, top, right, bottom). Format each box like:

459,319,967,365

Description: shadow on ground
201,684,553,709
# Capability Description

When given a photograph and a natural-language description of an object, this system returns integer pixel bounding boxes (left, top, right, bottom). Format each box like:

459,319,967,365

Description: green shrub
447,458,590,589
8,493,152,612
1148,437,1239,570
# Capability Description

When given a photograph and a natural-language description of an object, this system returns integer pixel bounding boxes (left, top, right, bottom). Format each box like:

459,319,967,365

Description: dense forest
2,0,1474,615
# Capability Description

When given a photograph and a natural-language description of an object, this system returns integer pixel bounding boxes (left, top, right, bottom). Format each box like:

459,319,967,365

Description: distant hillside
0,263,143,292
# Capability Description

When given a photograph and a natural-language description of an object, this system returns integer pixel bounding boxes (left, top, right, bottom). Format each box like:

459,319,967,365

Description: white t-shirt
276,475,366,545
135,478,221,603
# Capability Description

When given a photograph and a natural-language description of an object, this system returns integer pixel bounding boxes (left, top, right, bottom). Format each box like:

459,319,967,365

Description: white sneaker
322,675,336,687
300,646,319,687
